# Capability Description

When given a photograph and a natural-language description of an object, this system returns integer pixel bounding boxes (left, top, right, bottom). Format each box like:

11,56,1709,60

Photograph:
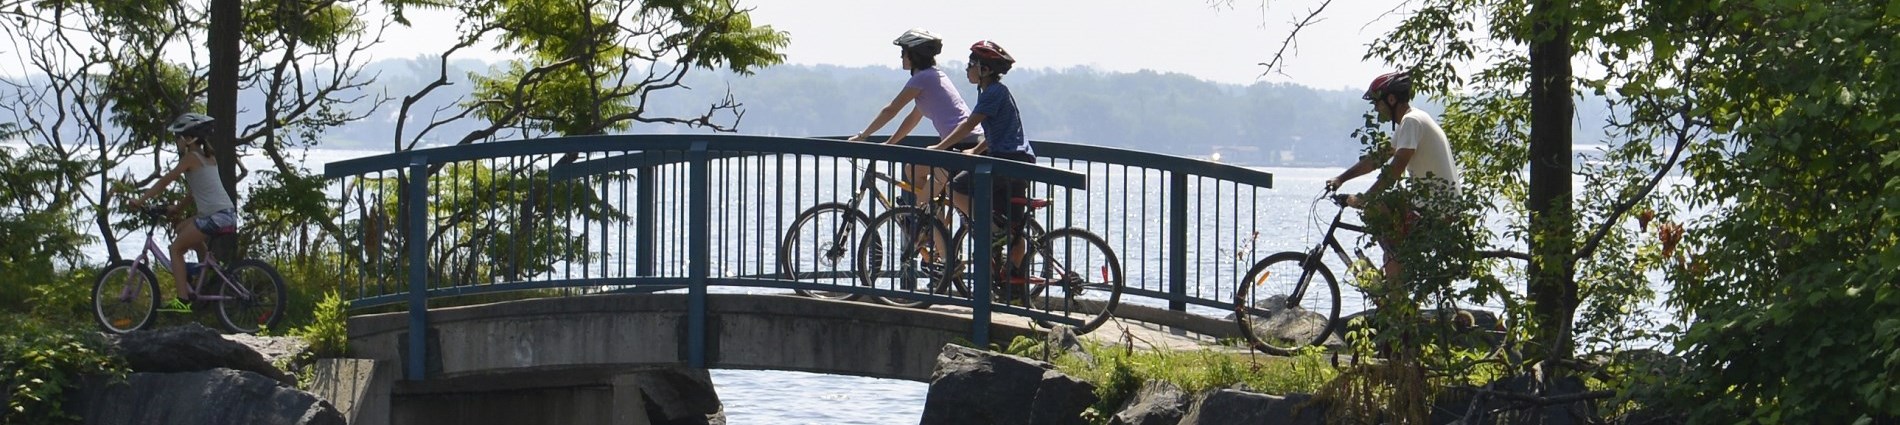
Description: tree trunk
1527,0,1577,367
209,0,241,259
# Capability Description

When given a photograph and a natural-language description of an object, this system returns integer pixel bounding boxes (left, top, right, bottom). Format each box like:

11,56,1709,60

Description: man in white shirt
1324,70,1463,284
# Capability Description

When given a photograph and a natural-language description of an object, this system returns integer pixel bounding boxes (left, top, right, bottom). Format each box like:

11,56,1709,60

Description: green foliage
466,0,789,136
1634,1,1900,420
292,291,351,358
1052,342,1338,416
0,143,96,320
1,317,127,425
1347,0,1900,420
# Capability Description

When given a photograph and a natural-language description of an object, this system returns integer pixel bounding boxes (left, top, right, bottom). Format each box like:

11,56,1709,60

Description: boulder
1431,375,1593,425
1045,325,1093,365
922,344,1098,425
68,369,343,425
1109,381,1188,425
1179,390,1325,425
112,324,296,385
1233,295,1335,349
622,367,724,425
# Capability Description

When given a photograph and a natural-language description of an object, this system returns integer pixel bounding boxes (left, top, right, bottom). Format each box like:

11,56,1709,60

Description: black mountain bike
777,159,951,302
1234,191,1525,356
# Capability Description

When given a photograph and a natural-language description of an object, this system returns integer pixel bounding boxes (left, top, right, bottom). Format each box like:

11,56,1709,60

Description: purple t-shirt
905,67,982,137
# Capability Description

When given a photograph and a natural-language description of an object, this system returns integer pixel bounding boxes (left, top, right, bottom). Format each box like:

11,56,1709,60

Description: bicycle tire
215,259,287,334
949,216,1046,298
92,260,159,334
1234,251,1342,355
779,202,871,301
857,206,958,308
1019,228,1123,335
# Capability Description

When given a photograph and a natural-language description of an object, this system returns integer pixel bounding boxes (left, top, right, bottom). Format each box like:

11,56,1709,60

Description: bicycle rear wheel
857,206,958,308
1234,251,1341,355
1018,228,1123,335
215,259,287,334
93,260,158,334
779,203,870,301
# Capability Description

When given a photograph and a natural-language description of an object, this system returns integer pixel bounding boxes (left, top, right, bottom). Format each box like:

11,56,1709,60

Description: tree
0,0,390,264
1240,0,1900,420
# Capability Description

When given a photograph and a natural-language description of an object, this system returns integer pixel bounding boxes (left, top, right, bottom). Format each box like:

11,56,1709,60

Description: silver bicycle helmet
892,28,942,49
167,112,215,136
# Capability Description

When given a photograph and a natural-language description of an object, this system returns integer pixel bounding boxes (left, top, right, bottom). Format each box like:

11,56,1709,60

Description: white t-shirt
1392,108,1460,195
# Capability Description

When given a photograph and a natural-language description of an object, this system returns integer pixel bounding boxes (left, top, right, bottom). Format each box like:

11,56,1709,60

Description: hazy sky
368,0,1405,90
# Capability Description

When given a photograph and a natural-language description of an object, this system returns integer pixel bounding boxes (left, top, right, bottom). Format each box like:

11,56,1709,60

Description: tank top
184,150,236,215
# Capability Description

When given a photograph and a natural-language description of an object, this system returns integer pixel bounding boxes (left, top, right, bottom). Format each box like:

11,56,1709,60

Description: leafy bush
292,291,350,358
0,317,126,425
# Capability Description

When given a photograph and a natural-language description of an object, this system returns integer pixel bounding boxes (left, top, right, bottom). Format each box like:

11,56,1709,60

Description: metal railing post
1169,172,1188,312
687,143,710,368
637,164,656,277
405,156,430,380
971,163,993,348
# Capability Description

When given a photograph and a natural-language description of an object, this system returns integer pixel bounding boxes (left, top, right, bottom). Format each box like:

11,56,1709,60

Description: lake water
41,144,1680,424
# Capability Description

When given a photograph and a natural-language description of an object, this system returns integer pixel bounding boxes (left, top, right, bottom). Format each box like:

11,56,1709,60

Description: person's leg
169,219,210,300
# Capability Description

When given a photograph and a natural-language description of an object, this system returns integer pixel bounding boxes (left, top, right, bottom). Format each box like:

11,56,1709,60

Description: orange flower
1658,222,1683,258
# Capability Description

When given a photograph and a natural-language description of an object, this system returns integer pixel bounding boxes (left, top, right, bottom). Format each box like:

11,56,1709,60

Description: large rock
1179,390,1325,425
1109,381,1188,425
922,344,1098,425
112,324,296,385
68,369,344,425
1233,295,1337,350
621,367,724,425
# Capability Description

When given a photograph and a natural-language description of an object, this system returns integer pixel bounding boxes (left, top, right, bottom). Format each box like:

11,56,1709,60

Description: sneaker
158,298,193,314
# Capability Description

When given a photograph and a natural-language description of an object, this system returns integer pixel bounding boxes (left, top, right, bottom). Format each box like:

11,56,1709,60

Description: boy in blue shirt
935,40,1034,283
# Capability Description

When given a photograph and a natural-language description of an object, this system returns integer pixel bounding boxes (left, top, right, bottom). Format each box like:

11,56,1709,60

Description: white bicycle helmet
892,28,942,49
167,112,215,136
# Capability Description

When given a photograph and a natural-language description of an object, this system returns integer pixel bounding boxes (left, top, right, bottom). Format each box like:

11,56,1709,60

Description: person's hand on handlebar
1332,193,1367,209
1324,177,1344,192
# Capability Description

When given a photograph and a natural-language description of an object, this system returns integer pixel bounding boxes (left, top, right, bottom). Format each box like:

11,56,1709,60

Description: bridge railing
324,134,1275,379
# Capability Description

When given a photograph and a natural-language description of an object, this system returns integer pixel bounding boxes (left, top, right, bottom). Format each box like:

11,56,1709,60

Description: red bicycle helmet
1363,71,1413,101
969,40,1015,74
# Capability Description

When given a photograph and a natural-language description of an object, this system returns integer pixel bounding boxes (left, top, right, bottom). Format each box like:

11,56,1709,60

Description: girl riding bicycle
129,112,240,314
846,28,984,203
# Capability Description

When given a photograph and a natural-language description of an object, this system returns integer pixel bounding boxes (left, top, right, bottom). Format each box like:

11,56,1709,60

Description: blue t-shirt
972,82,1031,156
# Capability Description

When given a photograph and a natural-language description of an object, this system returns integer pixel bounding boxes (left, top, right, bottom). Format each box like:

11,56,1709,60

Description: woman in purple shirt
847,28,984,202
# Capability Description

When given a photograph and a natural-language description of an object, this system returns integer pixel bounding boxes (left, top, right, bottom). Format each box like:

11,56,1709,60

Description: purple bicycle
92,206,286,334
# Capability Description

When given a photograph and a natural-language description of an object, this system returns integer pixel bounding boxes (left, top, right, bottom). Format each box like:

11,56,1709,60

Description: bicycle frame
121,227,251,303
1289,201,1369,303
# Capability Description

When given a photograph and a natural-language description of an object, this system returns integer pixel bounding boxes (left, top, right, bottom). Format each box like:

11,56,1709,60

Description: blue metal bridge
324,134,1276,380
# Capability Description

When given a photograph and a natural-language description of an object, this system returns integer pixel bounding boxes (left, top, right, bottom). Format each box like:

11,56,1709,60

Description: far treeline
316,59,1618,166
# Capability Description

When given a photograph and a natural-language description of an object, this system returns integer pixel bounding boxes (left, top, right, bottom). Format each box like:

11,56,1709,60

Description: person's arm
1348,148,1415,207
132,153,196,212
1326,146,1393,191
885,108,927,146
850,87,923,141
933,113,987,152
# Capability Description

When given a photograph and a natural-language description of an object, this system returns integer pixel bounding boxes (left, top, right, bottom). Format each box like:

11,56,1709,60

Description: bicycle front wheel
779,203,870,301
858,206,958,308
93,260,158,334
216,259,287,334
1018,228,1123,335
1234,251,1341,355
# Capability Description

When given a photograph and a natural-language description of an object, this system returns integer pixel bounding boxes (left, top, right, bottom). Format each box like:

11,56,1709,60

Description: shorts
193,209,240,235
950,150,1036,227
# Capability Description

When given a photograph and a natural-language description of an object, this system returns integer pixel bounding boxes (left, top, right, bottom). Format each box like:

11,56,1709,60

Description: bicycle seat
1008,197,1051,209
